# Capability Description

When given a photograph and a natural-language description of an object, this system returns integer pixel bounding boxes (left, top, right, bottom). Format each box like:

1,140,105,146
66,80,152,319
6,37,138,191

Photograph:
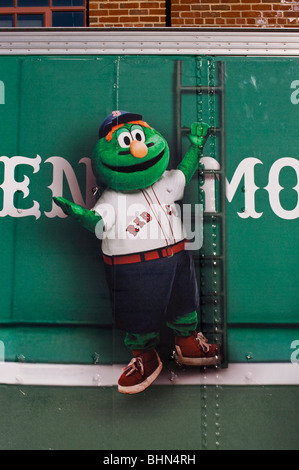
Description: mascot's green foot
174,331,221,366
118,349,163,394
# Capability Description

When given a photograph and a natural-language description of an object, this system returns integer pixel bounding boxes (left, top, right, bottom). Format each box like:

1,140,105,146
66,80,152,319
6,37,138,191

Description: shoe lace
196,332,210,353
122,356,144,377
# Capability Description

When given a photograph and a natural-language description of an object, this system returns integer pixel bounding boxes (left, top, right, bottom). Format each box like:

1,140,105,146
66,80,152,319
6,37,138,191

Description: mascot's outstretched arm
178,122,210,185
53,196,104,234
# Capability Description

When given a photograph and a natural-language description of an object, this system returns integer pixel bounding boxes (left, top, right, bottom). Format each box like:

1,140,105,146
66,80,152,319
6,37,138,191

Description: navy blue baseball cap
99,110,143,139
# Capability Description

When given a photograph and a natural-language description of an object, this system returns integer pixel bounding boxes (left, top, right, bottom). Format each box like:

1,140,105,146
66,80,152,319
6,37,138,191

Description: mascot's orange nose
130,140,148,159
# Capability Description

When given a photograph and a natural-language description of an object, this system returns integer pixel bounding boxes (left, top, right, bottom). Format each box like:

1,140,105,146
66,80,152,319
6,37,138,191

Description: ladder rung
203,212,223,217
178,86,223,93
181,126,221,134
201,169,224,175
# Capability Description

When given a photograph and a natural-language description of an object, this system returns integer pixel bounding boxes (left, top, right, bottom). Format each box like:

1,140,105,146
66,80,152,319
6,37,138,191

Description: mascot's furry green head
92,111,170,192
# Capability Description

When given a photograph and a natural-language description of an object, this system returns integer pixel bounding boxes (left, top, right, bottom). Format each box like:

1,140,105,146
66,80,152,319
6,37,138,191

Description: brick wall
89,0,299,28
171,0,299,28
89,1,166,27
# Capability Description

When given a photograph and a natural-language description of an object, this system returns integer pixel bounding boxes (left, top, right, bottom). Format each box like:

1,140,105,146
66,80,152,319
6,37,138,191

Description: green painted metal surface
0,384,298,450
0,54,298,365
0,50,298,452
225,57,299,325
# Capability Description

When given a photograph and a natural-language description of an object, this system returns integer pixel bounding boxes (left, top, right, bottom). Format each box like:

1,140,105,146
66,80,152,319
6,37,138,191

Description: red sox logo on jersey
126,204,178,238
126,211,152,237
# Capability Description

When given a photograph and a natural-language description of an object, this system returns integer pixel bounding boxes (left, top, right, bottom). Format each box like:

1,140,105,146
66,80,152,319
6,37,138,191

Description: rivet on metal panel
168,371,179,383
16,354,25,362
93,374,102,386
92,352,100,364
201,367,209,450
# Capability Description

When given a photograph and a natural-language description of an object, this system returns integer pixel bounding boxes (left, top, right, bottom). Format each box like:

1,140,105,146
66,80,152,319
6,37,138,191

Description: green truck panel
0,35,298,451
1,54,298,364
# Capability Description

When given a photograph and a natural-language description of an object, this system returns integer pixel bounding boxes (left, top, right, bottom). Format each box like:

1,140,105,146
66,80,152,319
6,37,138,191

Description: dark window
1,0,14,6
0,0,87,27
52,0,84,6
17,13,44,27
0,15,14,27
17,0,48,6
52,10,84,27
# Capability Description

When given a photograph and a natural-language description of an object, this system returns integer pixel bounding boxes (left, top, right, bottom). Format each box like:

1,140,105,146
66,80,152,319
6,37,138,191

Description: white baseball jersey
92,169,187,256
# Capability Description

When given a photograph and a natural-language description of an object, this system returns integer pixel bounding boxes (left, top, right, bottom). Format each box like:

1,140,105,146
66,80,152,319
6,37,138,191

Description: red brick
171,18,184,25
139,16,162,22
97,16,121,22
89,3,100,10
263,10,284,17
172,4,190,10
205,18,217,24
89,0,299,29
284,11,299,17
201,11,221,17
120,2,140,7
179,0,198,4
119,15,142,21
251,4,273,10
246,18,257,24
211,4,231,10
107,9,129,15
94,9,109,15
241,10,262,17
230,4,251,10
191,5,210,11
194,0,221,3
221,11,241,17
185,18,204,25
130,9,148,14
272,4,294,10
180,11,198,18
148,9,165,15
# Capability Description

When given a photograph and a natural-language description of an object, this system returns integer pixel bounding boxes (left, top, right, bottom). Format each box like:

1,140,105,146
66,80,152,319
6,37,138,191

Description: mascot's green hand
178,121,210,185
188,122,210,147
54,196,82,217
53,197,103,235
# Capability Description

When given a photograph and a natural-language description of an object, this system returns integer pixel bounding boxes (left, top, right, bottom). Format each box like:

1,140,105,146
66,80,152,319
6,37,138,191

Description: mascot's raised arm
54,111,220,395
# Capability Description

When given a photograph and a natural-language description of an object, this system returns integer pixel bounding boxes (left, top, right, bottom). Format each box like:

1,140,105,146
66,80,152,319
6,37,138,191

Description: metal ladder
175,57,227,367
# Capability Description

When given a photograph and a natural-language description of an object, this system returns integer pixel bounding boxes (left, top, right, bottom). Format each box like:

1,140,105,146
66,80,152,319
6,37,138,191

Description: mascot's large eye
117,131,132,148
131,126,145,143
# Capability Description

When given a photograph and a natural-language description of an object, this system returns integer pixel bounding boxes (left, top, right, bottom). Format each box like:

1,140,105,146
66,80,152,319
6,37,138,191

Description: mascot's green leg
123,311,198,351
124,331,160,351
166,310,198,337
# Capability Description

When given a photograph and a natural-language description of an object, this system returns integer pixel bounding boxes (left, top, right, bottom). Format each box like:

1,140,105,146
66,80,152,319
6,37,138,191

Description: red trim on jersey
151,185,176,243
141,189,169,246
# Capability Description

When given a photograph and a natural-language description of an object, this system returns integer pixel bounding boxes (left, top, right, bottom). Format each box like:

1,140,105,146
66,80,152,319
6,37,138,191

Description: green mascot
54,111,220,394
